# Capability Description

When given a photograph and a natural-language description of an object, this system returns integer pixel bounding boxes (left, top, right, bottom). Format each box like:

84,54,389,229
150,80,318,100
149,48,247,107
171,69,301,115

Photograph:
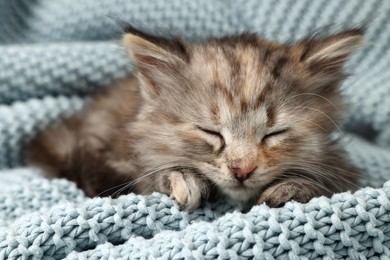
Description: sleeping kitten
28,25,363,210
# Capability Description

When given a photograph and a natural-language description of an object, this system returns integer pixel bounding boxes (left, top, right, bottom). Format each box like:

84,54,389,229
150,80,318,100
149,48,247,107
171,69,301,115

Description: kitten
28,25,363,210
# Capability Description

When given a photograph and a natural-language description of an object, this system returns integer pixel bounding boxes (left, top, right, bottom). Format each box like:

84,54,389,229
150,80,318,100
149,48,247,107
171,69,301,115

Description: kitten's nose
232,165,257,182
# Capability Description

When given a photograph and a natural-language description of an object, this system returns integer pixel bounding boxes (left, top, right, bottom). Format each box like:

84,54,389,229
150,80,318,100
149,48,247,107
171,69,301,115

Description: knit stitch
0,0,390,259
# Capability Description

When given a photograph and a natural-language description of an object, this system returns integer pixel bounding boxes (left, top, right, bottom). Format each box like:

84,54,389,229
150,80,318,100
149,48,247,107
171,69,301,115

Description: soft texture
0,0,390,259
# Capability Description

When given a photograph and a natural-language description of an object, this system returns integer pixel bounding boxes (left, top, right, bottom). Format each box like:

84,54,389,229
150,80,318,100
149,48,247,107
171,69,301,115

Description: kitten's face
123,29,362,201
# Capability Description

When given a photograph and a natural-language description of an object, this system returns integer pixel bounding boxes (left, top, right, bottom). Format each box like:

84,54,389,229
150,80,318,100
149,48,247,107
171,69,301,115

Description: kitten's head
122,26,363,202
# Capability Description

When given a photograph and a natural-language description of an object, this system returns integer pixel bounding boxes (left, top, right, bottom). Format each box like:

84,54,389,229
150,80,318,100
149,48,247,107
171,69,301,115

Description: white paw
169,171,206,211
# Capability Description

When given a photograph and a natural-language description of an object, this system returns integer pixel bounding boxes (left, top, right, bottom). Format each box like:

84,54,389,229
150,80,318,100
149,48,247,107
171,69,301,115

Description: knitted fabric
1,0,390,259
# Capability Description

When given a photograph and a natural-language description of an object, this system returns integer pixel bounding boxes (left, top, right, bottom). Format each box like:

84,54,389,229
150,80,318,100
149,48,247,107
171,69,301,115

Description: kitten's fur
29,25,363,210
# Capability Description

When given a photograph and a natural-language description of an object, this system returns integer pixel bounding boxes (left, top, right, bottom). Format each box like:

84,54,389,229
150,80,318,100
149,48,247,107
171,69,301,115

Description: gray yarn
0,0,390,259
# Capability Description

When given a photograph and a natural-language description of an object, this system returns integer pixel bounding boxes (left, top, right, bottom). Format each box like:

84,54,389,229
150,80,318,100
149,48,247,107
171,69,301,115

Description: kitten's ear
294,27,364,76
122,25,189,98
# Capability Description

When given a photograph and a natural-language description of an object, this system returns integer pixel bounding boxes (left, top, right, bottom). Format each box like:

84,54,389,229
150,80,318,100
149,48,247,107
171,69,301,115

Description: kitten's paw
168,171,208,211
257,179,329,207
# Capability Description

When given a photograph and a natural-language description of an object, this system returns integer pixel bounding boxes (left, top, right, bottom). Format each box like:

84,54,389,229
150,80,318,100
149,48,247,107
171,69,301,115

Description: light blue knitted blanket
1,0,390,259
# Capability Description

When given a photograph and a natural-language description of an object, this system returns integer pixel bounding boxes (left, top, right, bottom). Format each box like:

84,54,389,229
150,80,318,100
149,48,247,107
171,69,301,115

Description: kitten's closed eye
196,126,221,137
262,128,289,145
197,125,226,152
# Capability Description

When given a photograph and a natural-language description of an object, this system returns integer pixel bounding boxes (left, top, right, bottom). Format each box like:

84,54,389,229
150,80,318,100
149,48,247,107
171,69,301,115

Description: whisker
262,172,334,195
302,160,363,177
283,92,341,112
97,164,177,198
296,117,329,133
281,161,362,190
104,160,205,198
279,171,334,194
111,182,133,198
282,163,346,186
289,106,343,134
94,181,131,198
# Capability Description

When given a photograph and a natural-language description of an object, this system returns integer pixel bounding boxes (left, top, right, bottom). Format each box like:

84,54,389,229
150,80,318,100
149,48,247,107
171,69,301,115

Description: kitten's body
29,26,362,210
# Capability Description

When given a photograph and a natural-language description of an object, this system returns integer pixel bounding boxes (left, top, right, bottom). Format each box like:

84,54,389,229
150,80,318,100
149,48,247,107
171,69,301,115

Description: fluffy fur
28,25,363,210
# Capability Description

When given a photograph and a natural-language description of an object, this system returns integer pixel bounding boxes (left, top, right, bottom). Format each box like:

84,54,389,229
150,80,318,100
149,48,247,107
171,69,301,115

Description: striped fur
29,26,363,210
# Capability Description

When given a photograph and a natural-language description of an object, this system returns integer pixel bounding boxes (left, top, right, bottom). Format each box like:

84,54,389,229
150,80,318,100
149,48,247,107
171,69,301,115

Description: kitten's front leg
257,178,331,207
159,170,209,211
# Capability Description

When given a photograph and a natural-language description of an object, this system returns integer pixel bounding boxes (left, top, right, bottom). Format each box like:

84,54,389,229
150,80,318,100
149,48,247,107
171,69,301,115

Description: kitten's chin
221,186,259,203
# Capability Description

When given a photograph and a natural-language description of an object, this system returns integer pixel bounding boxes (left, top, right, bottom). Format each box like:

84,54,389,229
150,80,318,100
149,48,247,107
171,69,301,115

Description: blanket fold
1,0,390,259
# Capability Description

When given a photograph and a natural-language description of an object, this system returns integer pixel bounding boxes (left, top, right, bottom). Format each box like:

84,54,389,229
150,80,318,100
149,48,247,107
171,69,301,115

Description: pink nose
232,165,257,182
